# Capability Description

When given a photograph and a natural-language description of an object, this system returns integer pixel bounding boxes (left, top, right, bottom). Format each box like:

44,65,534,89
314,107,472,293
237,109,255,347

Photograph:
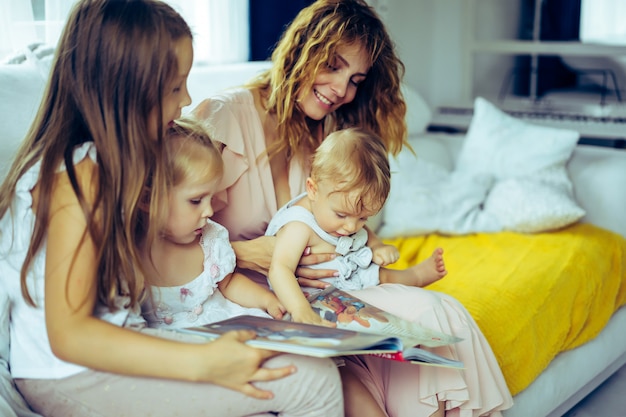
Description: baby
265,127,446,326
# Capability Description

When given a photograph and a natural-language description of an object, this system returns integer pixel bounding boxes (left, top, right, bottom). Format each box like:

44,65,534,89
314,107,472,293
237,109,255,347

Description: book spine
367,352,406,362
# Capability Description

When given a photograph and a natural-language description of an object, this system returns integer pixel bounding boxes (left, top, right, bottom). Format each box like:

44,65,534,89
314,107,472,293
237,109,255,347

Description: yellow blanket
385,222,626,395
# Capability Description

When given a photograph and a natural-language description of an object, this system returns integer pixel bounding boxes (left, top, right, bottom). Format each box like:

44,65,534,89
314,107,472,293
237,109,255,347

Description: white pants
15,329,343,417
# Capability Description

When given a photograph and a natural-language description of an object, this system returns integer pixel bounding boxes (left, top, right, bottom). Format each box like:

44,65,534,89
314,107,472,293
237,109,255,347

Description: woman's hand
231,237,338,289
294,247,337,289
231,236,276,275
201,330,295,399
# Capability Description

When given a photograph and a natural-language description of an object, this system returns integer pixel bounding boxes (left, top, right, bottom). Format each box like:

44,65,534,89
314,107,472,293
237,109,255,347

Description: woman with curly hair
193,0,513,415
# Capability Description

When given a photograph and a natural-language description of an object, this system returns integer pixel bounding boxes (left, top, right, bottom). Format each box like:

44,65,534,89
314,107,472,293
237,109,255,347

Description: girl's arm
269,222,335,327
44,160,293,399
218,272,286,319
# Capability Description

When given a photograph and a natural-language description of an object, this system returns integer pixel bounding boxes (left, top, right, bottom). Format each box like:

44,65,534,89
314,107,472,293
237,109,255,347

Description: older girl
0,1,342,416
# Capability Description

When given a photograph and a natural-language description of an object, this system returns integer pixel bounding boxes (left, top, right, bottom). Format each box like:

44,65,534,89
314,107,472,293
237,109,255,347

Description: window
0,0,249,65
580,0,626,45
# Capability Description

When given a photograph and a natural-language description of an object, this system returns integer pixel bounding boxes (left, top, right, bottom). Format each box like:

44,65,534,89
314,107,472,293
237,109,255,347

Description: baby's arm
218,272,285,319
270,222,335,327
365,225,399,266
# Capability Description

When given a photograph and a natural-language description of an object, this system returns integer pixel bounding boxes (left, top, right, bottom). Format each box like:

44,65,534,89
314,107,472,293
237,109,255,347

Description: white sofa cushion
457,97,581,180
379,97,591,236
0,51,51,178
402,84,432,135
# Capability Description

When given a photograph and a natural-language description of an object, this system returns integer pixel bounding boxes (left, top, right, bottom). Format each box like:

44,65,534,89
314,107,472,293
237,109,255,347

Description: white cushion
378,136,500,238
483,174,586,233
456,97,585,233
402,84,431,135
0,44,53,180
379,98,586,237
457,97,580,179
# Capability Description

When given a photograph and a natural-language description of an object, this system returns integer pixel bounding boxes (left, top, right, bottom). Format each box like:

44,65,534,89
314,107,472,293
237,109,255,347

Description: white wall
380,0,521,109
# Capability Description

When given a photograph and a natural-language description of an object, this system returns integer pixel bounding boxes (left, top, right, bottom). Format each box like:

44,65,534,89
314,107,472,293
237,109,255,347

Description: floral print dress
142,219,271,329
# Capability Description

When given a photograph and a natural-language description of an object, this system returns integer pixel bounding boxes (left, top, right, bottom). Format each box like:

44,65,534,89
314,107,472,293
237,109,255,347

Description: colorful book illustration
293,286,463,349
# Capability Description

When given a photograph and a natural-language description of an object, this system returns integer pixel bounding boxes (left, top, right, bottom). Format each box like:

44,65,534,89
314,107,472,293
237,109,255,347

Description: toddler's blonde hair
165,116,224,188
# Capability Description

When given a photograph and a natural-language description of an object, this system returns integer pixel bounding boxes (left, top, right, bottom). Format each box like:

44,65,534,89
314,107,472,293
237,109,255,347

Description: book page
299,286,462,348
180,315,403,358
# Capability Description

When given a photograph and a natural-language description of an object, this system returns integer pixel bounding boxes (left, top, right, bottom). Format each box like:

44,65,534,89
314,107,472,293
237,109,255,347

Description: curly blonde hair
247,0,407,162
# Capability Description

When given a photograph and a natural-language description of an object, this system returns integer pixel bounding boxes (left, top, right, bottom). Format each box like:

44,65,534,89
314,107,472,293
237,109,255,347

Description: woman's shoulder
192,88,254,120
192,88,262,153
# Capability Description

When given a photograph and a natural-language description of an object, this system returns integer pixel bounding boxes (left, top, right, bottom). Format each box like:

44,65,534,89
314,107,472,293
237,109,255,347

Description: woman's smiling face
297,43,369,120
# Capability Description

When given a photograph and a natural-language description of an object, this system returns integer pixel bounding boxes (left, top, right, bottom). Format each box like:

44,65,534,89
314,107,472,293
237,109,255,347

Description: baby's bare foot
379,248,447,287
411,247,446,287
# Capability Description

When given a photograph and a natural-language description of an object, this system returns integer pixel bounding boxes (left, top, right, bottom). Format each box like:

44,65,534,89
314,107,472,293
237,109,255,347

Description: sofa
1,45,626,417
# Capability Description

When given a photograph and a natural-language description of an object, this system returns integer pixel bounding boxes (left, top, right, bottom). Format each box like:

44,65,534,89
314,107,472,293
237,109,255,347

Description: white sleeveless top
0,142,144,379
265,193,380,291
142,219,270,328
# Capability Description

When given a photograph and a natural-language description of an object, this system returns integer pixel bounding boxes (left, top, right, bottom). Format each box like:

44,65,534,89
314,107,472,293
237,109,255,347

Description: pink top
192,88,307,241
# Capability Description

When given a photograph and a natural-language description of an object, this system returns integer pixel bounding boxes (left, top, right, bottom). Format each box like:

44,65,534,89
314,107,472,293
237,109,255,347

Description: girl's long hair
247,0,407,162
0,0,192,309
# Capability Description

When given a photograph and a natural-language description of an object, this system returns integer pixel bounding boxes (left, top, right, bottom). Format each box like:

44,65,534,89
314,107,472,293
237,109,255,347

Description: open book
291,286,463,348
179,315,464,369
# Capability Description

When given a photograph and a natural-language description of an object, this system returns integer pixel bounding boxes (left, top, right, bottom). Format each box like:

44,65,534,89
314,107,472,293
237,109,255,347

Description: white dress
142,219,271,328
266,193,380,291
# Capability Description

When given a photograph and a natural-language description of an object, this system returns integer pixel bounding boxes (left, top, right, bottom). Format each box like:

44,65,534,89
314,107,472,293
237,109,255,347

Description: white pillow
402,84,431,135
378,139,499,238
379,98,586,237
457,97,580,179
456,97,584,232
483,175,585,233
0,44,53,179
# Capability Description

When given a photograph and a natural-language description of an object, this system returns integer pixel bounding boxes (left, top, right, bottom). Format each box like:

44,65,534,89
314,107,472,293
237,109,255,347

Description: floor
562,363,626,417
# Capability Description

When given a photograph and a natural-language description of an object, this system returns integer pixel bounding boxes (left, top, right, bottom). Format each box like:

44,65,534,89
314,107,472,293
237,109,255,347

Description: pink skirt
344,284,513,417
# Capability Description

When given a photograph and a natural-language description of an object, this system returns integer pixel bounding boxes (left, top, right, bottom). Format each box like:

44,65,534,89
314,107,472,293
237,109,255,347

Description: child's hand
371,244,399,266
291,307,337,328
265,298,286,320
200,330,295,399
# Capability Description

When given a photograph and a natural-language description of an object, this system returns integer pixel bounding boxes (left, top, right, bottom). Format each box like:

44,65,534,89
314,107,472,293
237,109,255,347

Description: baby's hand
266,300,287,320
264,296,286,320
291,307,336,328
371,244,399,266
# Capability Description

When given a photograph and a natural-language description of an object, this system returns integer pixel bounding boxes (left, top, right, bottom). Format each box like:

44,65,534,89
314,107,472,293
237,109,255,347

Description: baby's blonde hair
310,127,390,213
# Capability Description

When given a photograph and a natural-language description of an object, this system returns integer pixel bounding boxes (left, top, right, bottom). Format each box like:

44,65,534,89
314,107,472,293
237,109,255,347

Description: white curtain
0,0,73,60
0,0,249,64
580,0,626,45
165,0,249,65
